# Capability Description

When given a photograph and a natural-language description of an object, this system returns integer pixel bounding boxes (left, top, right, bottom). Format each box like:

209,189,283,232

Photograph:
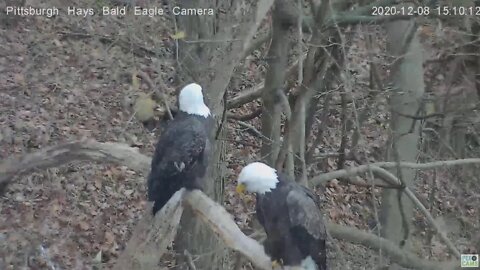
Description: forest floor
1,1,479,270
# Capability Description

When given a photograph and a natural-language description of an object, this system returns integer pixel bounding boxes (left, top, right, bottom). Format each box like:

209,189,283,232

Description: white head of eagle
236,162,327,270
179,83,211,118
236,162,279,194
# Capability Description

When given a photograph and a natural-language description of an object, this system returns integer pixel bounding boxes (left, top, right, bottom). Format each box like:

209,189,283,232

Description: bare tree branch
240,0,276,58
0,140,150,194
227,82,265,109
260,0,292,166
327,223,459,270
227,108,262,121
183,249,198,270
227,57,303,109
243,31,272,59
305,94,332,164
311,158,480,185
113,190,186,270
403,186,461,258
313,164,463,258
232,120,272,143
337,92,349,170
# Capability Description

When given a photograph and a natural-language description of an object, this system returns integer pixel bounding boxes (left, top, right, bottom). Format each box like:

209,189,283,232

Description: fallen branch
0,139,150,194
113,189,186,270
327,223,459,270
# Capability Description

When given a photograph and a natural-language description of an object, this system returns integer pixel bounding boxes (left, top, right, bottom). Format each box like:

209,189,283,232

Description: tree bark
379,16,425,253
260,1,291,166
172,1,274,269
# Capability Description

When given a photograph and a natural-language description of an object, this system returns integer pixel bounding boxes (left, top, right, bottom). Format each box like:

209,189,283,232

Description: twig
219,138,259,148
183,250,197,270
403,187,461,258
232,120,272,143
305,94,332,164
337,92,348,170
277,89,292,121
38,245,57,270
393,111,444,120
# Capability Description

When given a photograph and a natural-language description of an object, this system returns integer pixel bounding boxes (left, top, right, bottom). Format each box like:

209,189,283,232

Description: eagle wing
255,194,266,227
286,186,327,268
151,128,207,176
148,125,207,200
286,187,326,240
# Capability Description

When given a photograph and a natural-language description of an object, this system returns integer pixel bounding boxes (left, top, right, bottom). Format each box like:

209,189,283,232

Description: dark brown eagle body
256,174,327,270
147,111,212,215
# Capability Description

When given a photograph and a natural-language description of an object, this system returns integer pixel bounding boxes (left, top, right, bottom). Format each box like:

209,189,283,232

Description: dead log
0,139,150,194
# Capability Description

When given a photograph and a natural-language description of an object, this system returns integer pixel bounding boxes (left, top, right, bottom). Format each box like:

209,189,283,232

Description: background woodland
0,0,479,269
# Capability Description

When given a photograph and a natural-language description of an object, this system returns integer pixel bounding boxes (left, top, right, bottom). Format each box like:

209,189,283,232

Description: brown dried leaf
78,221,90,231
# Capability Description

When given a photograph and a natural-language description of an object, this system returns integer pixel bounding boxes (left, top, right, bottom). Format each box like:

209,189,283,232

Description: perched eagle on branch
236,162,327,270
147,83,212,215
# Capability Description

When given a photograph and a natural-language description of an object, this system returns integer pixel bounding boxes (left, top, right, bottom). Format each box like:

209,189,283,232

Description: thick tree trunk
260,1,291,166
172,0,274,269
380,17,424,253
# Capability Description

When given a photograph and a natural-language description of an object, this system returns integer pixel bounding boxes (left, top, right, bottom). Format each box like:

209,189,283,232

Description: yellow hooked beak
236,183,246,194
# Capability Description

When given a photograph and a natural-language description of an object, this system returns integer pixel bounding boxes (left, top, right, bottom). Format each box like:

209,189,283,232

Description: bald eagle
236,162,327,270
147,83,212,215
